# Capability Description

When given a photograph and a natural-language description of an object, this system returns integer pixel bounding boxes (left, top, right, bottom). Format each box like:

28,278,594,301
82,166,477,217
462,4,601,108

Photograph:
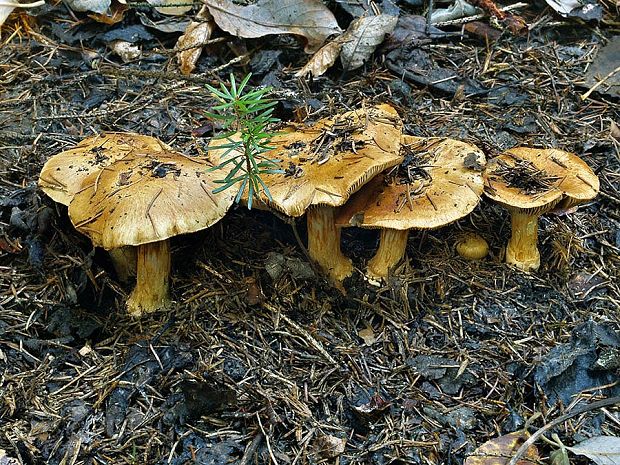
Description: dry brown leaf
465,431,539,465
340,14,398,71
204,0,341,53
146,0,192,16
611,120,620,142
176,20,215,75
296,38,343,78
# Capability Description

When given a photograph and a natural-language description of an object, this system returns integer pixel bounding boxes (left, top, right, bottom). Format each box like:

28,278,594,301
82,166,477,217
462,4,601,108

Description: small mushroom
68,150,234,316
483,147,599,271
336,136,486,281
38,133,172,280
209,104,404,285
456,233,489,260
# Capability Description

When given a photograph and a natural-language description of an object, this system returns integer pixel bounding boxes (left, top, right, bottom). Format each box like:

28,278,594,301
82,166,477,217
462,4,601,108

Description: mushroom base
109,246,137,283
127,240,171,316
367,228,409,281
506,211,540,271
307,206,353,285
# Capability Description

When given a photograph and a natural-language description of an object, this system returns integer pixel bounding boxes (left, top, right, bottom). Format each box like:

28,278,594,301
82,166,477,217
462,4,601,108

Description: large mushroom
209,104,404,284
335,136,486,282
38,132,173,280
483,147,599,271
68,150,234,316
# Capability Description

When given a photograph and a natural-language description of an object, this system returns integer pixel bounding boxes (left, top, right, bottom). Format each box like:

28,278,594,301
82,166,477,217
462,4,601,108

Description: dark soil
1,2,619,464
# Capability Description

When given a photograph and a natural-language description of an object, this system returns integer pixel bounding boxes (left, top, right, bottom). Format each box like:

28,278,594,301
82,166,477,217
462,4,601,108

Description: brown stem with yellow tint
127,240,171,316
506,210,540,271
307,206,353,285
367,228,409,281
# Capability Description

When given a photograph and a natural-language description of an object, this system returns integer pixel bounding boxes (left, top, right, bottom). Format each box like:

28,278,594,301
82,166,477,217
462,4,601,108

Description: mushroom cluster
37,108,600,316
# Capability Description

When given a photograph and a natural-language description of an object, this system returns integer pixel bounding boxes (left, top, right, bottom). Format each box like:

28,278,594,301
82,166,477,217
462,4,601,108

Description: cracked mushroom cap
483,147,599,214
335,136,487,230
39,133,172,205
68,150,234,249
209,104,404,216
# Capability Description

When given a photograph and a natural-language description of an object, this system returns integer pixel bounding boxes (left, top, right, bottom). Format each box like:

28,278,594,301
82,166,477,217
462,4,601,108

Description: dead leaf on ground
296,37,344,78
0,6,15,26
176,20,215,75
204,0,341,53
566,436,620,465
544,0,603,20
146,0,192,16
65,0,110,14
464,431,539,465
340,14,398,71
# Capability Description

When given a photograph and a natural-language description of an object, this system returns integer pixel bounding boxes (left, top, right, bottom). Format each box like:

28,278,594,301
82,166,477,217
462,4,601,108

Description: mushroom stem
108,247,137,283
127,240,171,316
307,205,353,284
367,228,409,280
506,210,540,271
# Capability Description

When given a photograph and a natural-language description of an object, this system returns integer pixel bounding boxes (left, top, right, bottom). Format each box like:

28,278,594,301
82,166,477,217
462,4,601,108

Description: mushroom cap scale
68,150,234,249
335,136,487,230
483,147,599,212
208,104,404,217
39,133,172,205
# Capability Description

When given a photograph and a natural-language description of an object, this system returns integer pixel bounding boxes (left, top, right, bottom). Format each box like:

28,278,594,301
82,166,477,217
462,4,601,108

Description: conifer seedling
206,73,282,208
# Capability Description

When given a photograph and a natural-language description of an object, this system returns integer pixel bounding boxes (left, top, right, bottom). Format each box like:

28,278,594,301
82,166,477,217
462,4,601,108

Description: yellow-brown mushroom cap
39,133,172,205
68,150,234,249
335,136,487,230
483,147,599,214
208,104,404,217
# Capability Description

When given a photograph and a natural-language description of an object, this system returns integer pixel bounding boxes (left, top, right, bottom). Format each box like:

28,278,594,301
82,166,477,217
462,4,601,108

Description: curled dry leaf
146,0,192,16
203,0,341,53
340,14,398,71
296,37,344,78
465,431,539,465
176,20,215,75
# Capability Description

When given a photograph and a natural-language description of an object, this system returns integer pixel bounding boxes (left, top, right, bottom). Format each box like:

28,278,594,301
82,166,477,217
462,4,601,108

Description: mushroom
209,104,403,285
456,233,489,260
483,147,599,271
38,132,172,280
335,136,486,281
68,150,234,316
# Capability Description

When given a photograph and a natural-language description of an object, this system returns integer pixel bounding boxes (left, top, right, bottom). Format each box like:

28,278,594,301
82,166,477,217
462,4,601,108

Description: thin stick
508,396,620,465
581,65,620,101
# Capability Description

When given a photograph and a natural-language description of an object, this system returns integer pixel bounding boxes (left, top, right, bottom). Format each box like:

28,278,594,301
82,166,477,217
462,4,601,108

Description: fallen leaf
110,40,141,62
65,0,110,14
544,0,603,19
611,121,620,142
340,14,397,71
146,0,192,16
464,431,539,465
314,434,346,459
566,436,620,465
176,20,215,75
550,446,570,465
204,0,341,53
358,323,376,345
296,37,343,78
431,0,479,23
0,5,15,26
88,1,128,24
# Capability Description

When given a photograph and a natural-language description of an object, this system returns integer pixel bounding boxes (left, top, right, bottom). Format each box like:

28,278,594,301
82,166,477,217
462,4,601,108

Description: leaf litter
0,0,619,464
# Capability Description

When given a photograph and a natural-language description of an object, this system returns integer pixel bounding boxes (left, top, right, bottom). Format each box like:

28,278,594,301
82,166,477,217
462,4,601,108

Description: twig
265,304,338,366
239,432,264,465
581,65,620,101
508,396,620,465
